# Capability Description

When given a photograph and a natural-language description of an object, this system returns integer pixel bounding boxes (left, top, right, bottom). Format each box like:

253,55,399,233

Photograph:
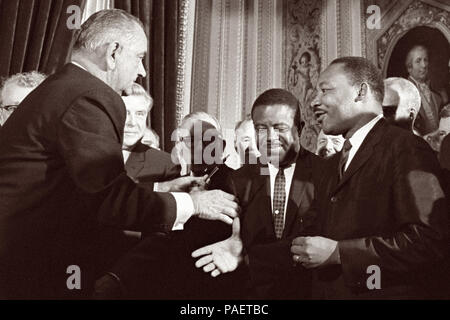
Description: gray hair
405,45,428,70
181,111,222,135
0,71,47,104
123,82,153,110
73,9,144,53
383,77,421,113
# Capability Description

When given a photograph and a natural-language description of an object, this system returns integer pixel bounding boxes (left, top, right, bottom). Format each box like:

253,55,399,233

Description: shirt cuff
153,182,159,192
171,192,195,230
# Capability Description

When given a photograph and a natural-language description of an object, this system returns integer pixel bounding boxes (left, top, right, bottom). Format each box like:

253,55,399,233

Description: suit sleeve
56,91,177,233
338,137,449,287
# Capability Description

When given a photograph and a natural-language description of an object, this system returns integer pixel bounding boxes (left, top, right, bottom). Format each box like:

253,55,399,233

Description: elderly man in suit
94,111,246,299
193,89,322,299
0,71,46,126
406,45,447,136
291,56,449,299
0,9,238,299
382,77,421,134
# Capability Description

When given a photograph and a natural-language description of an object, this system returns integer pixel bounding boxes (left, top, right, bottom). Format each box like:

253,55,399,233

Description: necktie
338,139,352,180
273,168,286,239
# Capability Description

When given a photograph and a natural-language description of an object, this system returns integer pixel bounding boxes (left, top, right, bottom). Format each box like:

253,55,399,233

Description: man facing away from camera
0,9,238,299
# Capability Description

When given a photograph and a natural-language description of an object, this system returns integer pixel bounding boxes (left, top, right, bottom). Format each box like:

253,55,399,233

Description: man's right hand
190,190,240,224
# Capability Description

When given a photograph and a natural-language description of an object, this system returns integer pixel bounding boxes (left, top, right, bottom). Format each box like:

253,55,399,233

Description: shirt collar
348,114,383,152
71,61,87,71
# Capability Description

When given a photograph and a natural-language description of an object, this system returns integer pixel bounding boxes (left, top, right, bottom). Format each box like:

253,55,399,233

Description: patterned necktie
273,168,286,239
339,139,352,180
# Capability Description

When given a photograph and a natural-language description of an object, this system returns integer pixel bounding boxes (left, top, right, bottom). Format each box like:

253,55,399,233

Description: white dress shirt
72,60,195,230
267,162,296,230
345,114,383,171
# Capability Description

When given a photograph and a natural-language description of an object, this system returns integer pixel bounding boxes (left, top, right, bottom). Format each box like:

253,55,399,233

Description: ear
354,82,368,103
105,42,121,70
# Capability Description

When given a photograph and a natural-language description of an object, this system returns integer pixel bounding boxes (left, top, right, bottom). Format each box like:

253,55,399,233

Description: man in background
193,89,322,299
382,77,421,134
0,9,238,299
226,116,259,169
315,129,344,158
0,71,46,126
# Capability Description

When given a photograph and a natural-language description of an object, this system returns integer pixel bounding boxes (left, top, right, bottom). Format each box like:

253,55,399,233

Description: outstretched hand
191,218,243,277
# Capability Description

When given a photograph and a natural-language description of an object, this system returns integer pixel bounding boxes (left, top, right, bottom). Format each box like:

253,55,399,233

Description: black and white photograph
0,0,449,309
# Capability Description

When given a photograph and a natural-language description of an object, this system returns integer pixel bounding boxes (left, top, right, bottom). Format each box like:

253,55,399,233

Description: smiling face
312,63,360,138
253,104,300,167
110,27,148,94
122,95,150,149
407,46,429,83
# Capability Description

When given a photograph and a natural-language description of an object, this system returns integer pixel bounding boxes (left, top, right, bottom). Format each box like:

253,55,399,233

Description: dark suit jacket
312,119,449,299
229,148,322,299
98,142,182,272
125,142,181,189
0,64,177,299
110,164,246,299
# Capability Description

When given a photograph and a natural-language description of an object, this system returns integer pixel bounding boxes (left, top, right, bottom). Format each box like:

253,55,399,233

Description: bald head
383,77,421,131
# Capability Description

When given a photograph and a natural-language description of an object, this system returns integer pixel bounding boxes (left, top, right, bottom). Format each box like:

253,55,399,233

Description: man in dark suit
94,114,245,299
0,9,238,299
193,89,322,299
291,56,449,299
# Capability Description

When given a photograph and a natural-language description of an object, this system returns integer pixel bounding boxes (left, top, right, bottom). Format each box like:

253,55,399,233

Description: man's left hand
290,236,339,268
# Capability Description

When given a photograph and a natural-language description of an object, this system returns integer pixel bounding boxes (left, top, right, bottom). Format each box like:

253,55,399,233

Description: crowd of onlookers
0,9,448,300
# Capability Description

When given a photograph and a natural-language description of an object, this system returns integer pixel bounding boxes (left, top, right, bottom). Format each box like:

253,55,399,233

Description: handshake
157,174,240,225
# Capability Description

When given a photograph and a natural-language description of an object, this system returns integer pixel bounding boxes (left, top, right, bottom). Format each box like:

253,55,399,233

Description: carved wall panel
285,0,323,152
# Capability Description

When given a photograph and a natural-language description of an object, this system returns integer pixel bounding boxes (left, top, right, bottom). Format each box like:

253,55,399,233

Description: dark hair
251,88,303,130
330,56,384,104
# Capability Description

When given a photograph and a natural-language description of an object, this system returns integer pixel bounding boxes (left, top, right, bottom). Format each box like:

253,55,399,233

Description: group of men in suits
0,8,448,299
0,9,239,299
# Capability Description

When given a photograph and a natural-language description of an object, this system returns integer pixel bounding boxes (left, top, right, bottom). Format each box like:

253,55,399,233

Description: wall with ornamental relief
285,0,323,153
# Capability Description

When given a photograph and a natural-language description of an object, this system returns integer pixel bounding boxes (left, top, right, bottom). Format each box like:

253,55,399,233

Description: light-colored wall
187,0,450,152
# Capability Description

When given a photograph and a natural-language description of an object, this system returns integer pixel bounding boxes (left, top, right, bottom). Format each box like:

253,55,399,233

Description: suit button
331,196,338,203
299,218,303,223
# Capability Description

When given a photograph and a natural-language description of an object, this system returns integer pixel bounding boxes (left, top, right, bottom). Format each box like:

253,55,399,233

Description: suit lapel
334,119,386,192
245,165,275,239
125,142,147,179
282,150,309,237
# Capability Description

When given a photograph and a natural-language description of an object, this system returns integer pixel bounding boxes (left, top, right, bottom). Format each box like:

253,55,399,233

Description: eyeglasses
0,105,19,112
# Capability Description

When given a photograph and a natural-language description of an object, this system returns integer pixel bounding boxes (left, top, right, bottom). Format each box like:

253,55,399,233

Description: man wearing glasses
0,71,46,126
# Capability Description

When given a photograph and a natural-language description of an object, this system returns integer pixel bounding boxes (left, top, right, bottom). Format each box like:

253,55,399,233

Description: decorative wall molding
285,0,323,152
376,0,450,76
175,0,193,126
